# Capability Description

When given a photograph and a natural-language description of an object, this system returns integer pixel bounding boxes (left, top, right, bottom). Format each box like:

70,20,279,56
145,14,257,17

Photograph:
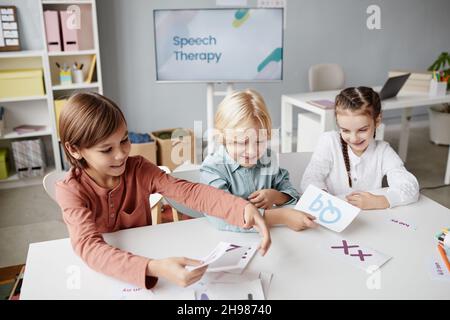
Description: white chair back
308,63,345,92
43,171,67,202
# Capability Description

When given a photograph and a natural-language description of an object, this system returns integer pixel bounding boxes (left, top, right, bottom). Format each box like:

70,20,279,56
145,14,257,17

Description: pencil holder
59,70,72,86
429,79,447,97
72,69,84,84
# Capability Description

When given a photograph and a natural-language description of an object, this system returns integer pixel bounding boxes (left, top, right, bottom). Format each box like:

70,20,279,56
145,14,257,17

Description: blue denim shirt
200,145,300,232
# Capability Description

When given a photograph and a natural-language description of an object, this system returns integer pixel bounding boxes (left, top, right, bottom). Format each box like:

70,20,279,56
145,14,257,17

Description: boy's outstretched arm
243,204,271,255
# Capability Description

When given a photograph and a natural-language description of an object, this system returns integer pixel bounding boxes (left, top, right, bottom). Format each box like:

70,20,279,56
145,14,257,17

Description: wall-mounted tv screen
154,8,284,82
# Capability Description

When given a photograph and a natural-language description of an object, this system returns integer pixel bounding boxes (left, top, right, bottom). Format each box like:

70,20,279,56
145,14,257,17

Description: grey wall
94,0,450,131
6,0,450,132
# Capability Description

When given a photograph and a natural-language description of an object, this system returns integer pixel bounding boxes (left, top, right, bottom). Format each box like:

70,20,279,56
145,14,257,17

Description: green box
0,148,9,180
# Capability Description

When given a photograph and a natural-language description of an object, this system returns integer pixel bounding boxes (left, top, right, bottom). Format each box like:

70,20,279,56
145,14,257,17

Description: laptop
378,73,411,100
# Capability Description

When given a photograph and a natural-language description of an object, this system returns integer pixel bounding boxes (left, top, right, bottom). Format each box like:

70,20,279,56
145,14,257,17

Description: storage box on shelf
0,0,102,188
0,69,45,98
0,148,9,179
11,138,47,178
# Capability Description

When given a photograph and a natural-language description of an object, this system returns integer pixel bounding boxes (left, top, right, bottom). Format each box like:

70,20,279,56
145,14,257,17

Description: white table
20,195,450,299
281,88,450,184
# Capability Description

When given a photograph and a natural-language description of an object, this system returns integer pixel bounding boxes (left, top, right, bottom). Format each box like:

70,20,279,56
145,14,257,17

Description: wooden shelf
0,95,48,103
0,50,44,59
0,166,56,189
0,128,52,141
48,49,96,57
52,82,99,91
42,0,93,4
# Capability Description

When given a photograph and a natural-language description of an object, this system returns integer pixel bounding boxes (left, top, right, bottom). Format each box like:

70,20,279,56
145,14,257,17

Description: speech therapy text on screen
173,35,222,63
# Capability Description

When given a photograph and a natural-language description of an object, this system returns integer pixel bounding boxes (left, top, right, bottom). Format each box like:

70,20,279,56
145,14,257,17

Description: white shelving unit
52,82,100,91
0,0,103,189
0,128,52,140
48,49,96,57
0,95,48,103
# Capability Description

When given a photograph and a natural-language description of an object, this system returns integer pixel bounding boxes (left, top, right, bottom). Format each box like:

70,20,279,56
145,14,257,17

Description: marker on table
437,244,450,272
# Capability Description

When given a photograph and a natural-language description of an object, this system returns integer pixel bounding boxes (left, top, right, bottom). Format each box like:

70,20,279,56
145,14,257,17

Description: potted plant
427,52,450,145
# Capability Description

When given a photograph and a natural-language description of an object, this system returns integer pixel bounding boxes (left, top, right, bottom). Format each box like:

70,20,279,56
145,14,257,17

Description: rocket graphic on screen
257,47,283,73
232,9,250,28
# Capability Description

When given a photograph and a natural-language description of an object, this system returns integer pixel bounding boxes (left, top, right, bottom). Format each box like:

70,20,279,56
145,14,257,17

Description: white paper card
2,22,17,30
202,279,265,300
193,271,272,300
386,217,417,231
428,255,450,283
5,38,18,46
120,287,155,300
259,272,273,297
295,185,360,232
201,272,257,283
120,285,195,300
4,30,18,38
187,242,257,273
1,15,14,22
321,236,392,271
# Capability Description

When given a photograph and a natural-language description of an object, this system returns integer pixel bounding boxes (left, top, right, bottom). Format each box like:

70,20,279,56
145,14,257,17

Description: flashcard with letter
295,185,360,232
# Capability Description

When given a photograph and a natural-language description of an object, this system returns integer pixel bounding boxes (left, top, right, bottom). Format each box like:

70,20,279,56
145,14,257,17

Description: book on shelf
85,54,97,83
13,125,47,134
54,99,68,137
306,99,335,109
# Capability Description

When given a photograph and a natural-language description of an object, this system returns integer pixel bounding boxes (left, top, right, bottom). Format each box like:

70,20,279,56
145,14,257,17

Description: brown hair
334,86,381,187
59,92,127,176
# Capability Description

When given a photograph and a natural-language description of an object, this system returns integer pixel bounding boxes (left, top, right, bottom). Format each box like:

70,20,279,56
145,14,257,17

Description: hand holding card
186,242,258,273
295,185,360,232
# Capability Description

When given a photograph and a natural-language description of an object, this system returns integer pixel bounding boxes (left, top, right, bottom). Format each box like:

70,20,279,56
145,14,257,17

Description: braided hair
334,87,381,187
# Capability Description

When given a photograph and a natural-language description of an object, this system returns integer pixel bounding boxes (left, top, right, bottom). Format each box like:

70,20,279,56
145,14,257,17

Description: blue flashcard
295,185,360,232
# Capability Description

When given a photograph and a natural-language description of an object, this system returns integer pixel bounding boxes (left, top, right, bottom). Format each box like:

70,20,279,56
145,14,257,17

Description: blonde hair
214,89,272,144
59,92,127,176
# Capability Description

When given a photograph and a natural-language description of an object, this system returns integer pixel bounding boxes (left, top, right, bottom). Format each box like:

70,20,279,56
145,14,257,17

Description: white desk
21,195,450,299
281,88,450,184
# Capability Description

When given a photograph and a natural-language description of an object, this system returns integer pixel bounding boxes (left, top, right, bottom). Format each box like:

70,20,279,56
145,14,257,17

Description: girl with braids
55,92,271,289
301,86,419,210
